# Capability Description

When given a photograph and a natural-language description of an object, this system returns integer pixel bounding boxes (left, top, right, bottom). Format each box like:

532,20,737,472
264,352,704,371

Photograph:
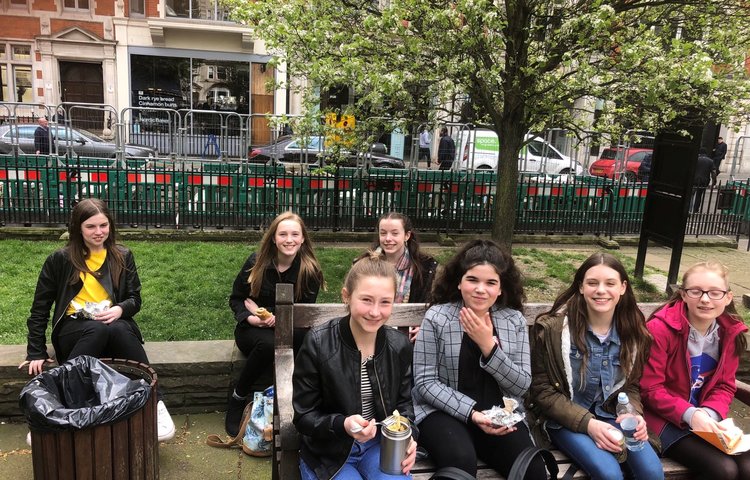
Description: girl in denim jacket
529,253,663,480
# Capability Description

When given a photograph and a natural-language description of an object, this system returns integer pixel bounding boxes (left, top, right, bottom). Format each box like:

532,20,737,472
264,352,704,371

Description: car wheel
623,172,637,182
559,168,571,174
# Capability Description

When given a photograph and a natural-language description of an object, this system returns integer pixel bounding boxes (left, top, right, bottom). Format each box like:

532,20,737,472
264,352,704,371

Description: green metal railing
0,154,746,237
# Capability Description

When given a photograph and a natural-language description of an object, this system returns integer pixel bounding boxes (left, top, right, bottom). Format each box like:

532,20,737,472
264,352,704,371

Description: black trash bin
19,356,159,480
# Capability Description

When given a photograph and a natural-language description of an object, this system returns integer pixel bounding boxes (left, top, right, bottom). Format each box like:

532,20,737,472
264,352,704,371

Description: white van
454,129,584,175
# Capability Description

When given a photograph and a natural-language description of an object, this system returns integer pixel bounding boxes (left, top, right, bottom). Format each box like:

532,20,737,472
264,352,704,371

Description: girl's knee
80,321,109,338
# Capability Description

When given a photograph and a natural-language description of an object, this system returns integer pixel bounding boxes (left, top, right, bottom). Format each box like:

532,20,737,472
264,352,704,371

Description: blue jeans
547,419,663,480
300,436,411,480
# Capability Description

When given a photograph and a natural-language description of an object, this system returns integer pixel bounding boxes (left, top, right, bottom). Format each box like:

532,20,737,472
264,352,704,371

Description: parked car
247,135,295,163
588,147,653,181
249,135,392,167
0,124,157,158
281,136,388,164
455,129,586,175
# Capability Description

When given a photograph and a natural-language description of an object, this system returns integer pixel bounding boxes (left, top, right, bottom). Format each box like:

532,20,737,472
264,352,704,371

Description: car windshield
601,149,618,160
51,127,106,143
287,136,322,150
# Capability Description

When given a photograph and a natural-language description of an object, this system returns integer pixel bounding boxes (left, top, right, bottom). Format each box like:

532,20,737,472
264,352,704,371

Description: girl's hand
459,308,494,357
690,409,723,433
344,415,376,442
18,358,54,376
246,314,275,328
95,306,123,324
401,438,417,474
471,410,516,436
587,419,622,453
615,414,648,442
408,326,420,343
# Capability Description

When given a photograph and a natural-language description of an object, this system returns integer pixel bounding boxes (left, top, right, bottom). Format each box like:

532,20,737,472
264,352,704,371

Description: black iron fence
1,155,748,238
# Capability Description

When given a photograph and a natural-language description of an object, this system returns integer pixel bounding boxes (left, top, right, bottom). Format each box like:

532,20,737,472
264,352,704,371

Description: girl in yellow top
19,198,175,441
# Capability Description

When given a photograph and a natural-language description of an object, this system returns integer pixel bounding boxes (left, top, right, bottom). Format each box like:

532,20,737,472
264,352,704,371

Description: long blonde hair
248,212,324,300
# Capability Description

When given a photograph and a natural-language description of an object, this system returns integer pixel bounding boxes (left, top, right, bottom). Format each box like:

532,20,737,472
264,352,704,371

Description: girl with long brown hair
20,198,175,442
226,212,324,436
529,253,663,479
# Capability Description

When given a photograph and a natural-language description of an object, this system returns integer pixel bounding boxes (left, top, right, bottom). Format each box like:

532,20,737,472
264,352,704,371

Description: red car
589,147,653,181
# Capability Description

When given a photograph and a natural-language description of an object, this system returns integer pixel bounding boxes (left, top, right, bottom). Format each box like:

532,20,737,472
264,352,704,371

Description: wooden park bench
273,283,750,479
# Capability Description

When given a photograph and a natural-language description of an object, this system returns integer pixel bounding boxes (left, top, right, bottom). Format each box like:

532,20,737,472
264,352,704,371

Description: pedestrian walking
692,148,714,213
437,127,456,170
419,127,432,168
34,117,50,155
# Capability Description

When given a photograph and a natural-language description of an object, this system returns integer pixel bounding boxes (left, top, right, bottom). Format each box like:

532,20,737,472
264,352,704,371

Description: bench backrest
274,283,661,347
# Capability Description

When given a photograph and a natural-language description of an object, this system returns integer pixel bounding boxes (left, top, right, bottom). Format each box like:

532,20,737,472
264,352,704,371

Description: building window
0,42,32,102
64,0,89,10
206,66,215,80
10,0,28,5
130,0,144,15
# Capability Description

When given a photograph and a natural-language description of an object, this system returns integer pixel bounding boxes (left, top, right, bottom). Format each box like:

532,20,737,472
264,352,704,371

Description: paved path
0,412,272,480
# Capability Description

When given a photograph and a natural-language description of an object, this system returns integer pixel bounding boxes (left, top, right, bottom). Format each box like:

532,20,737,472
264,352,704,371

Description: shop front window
130,55,252,113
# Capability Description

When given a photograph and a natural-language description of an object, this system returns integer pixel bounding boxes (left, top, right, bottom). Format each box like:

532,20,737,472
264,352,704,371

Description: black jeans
233,321,306,397
56,316,149,365
666,432,750,480
418,410,546,479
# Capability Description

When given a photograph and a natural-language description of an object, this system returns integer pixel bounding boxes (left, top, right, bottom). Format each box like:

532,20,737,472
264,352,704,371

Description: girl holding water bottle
641,262,750,479
293,252,417,479
528,253,663,479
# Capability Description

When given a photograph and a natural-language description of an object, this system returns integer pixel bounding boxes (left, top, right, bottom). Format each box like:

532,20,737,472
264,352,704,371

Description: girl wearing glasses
641,262,750,479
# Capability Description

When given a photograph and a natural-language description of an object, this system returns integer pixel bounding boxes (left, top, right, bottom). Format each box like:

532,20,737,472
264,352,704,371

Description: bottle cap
617,392,628,403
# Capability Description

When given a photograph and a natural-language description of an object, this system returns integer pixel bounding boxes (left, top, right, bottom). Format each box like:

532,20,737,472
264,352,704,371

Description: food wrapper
693,418,750,455
70,300,112,320
482,397,525,428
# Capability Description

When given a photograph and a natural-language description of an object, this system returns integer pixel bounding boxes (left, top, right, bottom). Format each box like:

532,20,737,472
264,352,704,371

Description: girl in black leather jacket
19,198,175,441
293,253,417,480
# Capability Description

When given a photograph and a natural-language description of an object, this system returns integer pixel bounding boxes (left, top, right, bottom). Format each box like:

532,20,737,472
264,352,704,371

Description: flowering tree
225,0,750,247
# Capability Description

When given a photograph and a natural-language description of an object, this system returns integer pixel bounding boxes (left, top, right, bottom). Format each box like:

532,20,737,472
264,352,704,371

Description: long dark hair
537,252,650,387
357,212,433,287
431,239,525,312
248,211,324,300
66,198,125,288
649,261,746,354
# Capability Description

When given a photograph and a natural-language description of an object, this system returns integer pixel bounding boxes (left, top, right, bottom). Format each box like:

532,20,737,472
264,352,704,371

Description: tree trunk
491,0,531,250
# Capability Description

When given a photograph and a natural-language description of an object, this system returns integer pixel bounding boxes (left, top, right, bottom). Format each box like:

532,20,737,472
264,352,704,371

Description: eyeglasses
681,288,729,300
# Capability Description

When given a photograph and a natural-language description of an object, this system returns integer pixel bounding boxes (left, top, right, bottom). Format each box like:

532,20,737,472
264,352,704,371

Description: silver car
0,124,157,158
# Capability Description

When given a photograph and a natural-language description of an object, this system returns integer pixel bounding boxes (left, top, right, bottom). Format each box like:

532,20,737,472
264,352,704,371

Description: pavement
2,239,750,478
0,411,272,479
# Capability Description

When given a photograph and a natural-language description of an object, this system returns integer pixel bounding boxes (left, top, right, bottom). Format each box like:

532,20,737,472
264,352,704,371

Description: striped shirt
361,356,375,420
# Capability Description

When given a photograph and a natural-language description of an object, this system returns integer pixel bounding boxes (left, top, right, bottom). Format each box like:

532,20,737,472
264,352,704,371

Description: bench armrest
275,347,299,452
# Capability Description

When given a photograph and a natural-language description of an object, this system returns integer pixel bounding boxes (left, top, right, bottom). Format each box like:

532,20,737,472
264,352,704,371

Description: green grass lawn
0,240,673,345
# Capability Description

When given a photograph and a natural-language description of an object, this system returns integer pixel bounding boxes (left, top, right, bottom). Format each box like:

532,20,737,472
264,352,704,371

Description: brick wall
0,16,40,39
51,19,104,38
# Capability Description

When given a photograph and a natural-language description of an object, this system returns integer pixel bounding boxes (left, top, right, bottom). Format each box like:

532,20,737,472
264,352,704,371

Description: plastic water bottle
616,392,645,451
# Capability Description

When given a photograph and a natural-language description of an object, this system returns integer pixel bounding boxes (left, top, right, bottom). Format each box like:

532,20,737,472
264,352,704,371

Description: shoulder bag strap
206,402,253,448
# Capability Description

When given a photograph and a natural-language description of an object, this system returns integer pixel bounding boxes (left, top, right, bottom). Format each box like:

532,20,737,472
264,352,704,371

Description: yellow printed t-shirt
66,249,112,315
